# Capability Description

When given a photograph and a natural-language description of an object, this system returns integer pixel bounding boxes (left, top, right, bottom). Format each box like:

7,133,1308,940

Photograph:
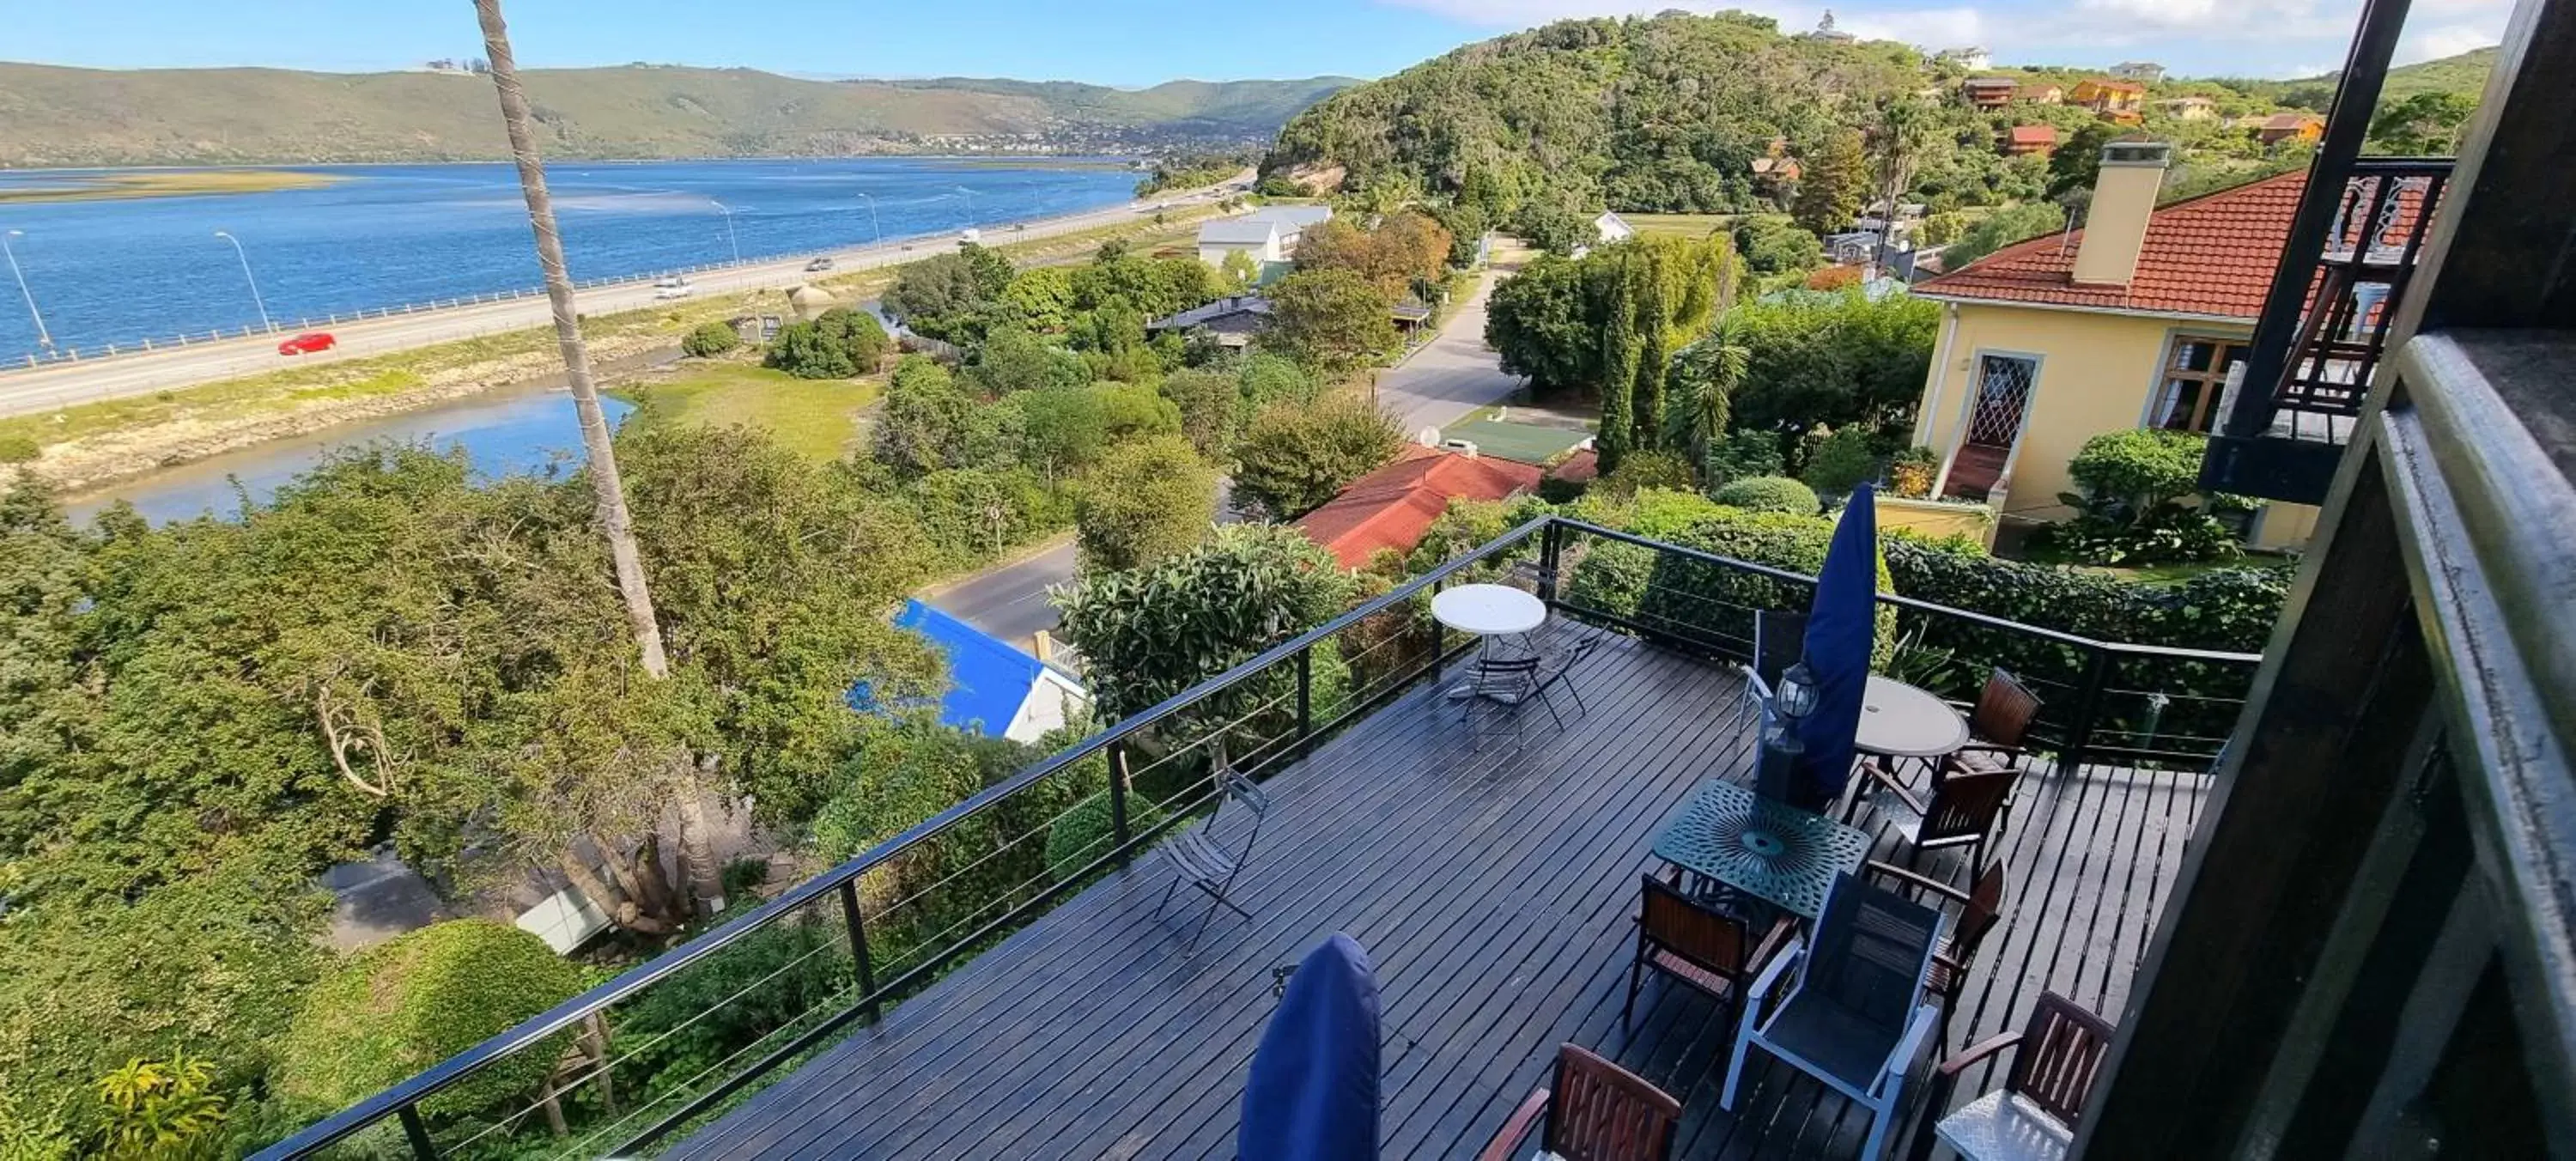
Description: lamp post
709,199,742,264
955,185,977,228
212,230,273,333
2,230,52,351
855,191,884,245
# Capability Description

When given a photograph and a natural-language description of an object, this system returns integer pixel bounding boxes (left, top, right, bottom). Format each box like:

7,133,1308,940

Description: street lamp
855,191,884,245
955,185,977,228
212,230,273,333
1,230,52,351
709,200,742,264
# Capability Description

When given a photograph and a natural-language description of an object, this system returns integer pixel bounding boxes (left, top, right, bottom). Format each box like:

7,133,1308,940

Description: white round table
1431,584,1547,636
1856,674,1971,758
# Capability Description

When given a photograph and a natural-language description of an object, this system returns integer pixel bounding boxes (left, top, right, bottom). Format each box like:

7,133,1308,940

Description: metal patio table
1651,780,1873,920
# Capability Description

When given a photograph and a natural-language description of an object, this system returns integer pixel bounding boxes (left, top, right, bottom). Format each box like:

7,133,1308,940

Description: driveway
1374,264,1527,434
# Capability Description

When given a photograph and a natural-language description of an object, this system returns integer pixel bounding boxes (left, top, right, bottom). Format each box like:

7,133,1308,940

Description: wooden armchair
1479,1043,1680,1161
1623,874,1796,1035
1904,991,2115,1161
1844,757,2017,874
1951,669,2042,774
1864,859,2007,1049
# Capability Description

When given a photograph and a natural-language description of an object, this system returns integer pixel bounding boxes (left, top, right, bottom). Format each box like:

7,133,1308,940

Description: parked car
805,256,835,272
277,331,336,356
653,277,696,301
652,274,687,289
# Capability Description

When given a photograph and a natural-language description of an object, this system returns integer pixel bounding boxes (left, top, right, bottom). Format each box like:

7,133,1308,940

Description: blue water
64,383,635,526
0,157,1139,357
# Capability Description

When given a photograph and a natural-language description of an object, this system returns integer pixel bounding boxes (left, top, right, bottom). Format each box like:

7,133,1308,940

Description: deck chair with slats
1156,764,1270,951
1479,1043,1681,1161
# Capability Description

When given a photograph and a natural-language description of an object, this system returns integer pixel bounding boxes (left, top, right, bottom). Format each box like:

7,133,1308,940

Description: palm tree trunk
474,0,670,679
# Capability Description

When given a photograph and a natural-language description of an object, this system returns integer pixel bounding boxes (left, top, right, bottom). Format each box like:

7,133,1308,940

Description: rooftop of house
1913,170,2308,319
1147,294,1273,331
1198,217,1283,246
1243,204,1334,229
1294,447,1544,568
1963,76,2019,88
2008,125,2060,146
888,599,1056,739
2258,112,2325,129
2078,77,2148,94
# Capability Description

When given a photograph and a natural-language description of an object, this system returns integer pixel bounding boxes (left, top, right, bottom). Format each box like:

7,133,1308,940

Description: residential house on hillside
2111,61,2166,82
1294,446,1542,568
1909,142,2335,549
1961,76,2019,108
884,600,1089,745
2254,112,2327,144
2029,82,2065,104
1569,211,1636,258
2003,124,2059,155
2071,77,2147,117
2156,95,2220,120
1145,295,1273,348
1195,204,1332,267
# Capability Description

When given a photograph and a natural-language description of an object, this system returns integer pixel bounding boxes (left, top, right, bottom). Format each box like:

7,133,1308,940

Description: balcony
258,518,2260,1160
2204,158,2452,503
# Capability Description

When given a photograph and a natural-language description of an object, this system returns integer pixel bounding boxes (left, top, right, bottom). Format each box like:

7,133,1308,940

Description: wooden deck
665,636,2206,1159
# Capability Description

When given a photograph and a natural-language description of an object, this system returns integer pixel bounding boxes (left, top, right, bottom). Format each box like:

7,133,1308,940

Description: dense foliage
1075,435,1218,572
274,921,583,1117
1710,475,1820,514
1053,524,1358,720
1483,236,1736,471
1261,268,1397,374
681,321,742,358
1716,289,1939,444
1936,201,2067,269
764,307,890,379
2043,429,2245,565
1227,394,1405,521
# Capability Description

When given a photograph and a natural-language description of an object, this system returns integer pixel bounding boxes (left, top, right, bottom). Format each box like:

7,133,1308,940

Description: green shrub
681,321,741,358
2046,429,2242,566
275,921,583,1120
1594,449,1698,498
720,856,770,901
1799,425,1878,496
1043,793,1169,883
0,435,41,465
1700,430,1784,486
1887,447,1940,498
1631,504,1897,665
763,307,890,380
1710,475,1819,514
607,912,852,1100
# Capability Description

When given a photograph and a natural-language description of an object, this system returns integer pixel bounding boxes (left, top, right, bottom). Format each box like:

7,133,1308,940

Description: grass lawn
618,362,881,462
1620,213,1741,240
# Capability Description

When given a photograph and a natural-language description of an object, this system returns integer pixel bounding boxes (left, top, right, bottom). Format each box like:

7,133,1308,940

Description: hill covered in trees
0,63,1353,167
1261,11,2495,226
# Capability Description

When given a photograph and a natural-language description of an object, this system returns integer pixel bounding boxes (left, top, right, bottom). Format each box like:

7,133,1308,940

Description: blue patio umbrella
1795,484,1879,804
1241,933,1382,1161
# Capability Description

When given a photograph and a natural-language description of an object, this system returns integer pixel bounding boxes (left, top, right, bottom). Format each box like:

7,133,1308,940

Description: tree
882,244,1013,340
1791,129,1868,235
274,921,583,1118
1261,269,1396,374
874,356,975,476
999,265,1077,333
1668,322,1750,469
1485,255,1596,392
1595,257,1642,473
1867,96,1939,263
1293,211,1453,298
764,307,889,380
1735,218,1822,277
682,321,740,357
1940,201,2066,270
1722,290,1940,441
1237,351,1321,410
967,326,1091,396
1157,368,1240,460
2367,91,2476,155
473,0,666,681
2047,121,2123,200
1229,394,1405,520
1076,435,1217,572
1217,248,1261,294
1053,523,1358,718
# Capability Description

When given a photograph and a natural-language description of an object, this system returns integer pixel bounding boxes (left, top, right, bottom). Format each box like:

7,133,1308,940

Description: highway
0,179,1242,418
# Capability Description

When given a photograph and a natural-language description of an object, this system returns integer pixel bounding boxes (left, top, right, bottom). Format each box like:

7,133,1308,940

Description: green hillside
2293,46,2497,105
0,62,1353,167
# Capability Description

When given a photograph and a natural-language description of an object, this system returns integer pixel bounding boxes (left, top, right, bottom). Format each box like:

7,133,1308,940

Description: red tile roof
2007,125,2059,147
1295,447,1544,569
1914,171,2306,319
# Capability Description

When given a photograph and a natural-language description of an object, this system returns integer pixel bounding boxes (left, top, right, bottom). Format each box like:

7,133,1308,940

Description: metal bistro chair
1156,764,1271,950
1905,991,2116,1161
1843,757,2019,875
1864,859,2008,1049
1464,653,1579,736
1624,873,1795,1036
1479,1043,1681,1161
1722,875,1945,1161
1752,609,1809,694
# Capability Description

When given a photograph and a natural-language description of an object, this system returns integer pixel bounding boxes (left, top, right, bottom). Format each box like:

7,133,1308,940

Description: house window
2152,335,2250,434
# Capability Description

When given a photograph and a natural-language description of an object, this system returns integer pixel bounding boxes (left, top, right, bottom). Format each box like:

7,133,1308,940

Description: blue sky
0,0,2508,84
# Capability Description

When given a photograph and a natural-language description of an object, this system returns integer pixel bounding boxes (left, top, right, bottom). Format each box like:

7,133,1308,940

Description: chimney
2071,141,2172,288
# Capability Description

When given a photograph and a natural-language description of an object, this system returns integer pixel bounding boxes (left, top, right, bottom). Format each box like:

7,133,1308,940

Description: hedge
1044,792,1169,883
274,921,583,1120
1709,475,1820,515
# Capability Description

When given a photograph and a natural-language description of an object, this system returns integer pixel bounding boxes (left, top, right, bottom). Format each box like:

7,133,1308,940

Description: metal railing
254,515,2262,1158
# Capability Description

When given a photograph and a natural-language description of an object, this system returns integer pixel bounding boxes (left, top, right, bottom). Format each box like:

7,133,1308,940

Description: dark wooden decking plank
662,639,2212,1161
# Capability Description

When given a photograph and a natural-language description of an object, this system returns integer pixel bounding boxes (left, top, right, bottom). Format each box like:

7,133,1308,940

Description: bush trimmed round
275,920,584,1119
1710,475,1820,514
682,321,742,358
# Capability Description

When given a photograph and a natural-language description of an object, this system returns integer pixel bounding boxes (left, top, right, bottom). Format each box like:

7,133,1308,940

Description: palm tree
1674,323,1751,471
475,0,726,919
1869,95,1939,266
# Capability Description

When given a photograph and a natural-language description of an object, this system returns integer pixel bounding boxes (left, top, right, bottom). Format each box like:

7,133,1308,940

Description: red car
278,331,337,356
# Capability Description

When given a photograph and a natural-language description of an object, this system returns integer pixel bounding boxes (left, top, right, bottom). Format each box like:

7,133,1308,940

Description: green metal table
1651,780,1872,919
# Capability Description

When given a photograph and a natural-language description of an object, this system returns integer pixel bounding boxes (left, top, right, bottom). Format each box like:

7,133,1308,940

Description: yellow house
1910,142,2320,550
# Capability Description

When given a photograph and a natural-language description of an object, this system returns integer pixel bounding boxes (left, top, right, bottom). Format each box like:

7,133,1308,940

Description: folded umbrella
1241,933,1382,1161
1795,484,1879,805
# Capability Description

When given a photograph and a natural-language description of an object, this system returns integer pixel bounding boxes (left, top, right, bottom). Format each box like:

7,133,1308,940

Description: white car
653,280,696,301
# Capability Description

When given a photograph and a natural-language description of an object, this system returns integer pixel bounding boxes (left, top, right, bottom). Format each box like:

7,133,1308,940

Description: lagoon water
64,383,635,526
0,156,1138,358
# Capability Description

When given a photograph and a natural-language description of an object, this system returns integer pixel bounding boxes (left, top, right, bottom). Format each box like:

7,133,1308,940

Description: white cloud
2398,21,2500,62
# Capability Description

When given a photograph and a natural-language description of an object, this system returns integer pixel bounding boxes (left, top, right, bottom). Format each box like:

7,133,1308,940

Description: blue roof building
884,600,1089,743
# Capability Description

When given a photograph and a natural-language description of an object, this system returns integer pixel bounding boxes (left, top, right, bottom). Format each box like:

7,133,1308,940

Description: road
0,179,1244,418
926,264,1529,652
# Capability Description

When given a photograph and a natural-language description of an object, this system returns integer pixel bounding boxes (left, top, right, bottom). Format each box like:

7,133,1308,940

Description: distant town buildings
2253,112,2327,144
1194,204,1332,267
2156,96,2221,121
1801,10,1857,43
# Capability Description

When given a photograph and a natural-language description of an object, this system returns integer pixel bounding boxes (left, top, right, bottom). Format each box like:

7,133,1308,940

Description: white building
1197,204,1334,267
